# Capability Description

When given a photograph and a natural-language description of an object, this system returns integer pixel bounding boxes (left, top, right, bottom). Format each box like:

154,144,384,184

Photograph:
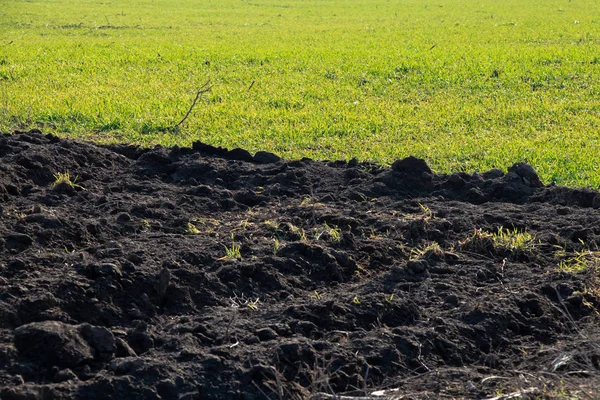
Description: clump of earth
0,130,599,399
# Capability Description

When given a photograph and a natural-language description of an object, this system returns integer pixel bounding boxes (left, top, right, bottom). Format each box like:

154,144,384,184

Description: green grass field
1,0,600,187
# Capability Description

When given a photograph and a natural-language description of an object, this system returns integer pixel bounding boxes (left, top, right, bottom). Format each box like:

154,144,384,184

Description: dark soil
1,130,599,399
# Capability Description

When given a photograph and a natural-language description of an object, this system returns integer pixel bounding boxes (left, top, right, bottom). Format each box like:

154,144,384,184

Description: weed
230,294,259,310
220,242,242,260
314,223,342,243
493,228,535,254
51,172,84,190
401,203,433,225
298,229,307,242
190,217,219,235
233,219,252,232
185,222,201,235
459,227,535,258
558,246,600,273
327,224,343,243
361,227,379,239
273,238,280,255
264,219,280,231
286,223,307,242
140,219,151,232
553,244,567,259
417,203,433,220
6,205,25,219
459,228,495,254
300,196,318,207
410,241,444,261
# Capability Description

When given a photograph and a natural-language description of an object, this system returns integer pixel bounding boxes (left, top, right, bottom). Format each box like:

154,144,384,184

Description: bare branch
173,79,212,129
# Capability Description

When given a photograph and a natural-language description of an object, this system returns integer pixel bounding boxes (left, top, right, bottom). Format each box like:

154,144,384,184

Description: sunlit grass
1,0,600,187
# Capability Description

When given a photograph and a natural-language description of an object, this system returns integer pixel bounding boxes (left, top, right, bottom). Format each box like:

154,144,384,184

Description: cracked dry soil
0,130,599,399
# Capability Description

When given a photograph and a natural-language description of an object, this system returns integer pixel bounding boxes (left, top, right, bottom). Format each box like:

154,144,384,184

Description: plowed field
1,131,599,399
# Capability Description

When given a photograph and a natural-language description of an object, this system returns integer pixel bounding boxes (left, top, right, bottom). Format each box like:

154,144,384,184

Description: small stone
22,292,58,310
77,364,92,380
471,173,484,183
202,355,222,370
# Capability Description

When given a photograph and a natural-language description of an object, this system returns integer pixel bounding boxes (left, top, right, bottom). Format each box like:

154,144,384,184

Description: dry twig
173,79,212,129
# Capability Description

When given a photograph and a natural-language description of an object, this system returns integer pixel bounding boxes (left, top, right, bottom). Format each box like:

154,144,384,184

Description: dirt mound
1,130,599,399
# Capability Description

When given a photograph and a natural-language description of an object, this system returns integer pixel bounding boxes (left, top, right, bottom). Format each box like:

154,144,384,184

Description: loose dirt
1,130,599,399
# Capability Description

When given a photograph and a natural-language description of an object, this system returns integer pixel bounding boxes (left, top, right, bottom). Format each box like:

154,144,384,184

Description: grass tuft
220,242,242,261
185,222,201,235
459,227,535,258
51,171,84,190
557,246,600,273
